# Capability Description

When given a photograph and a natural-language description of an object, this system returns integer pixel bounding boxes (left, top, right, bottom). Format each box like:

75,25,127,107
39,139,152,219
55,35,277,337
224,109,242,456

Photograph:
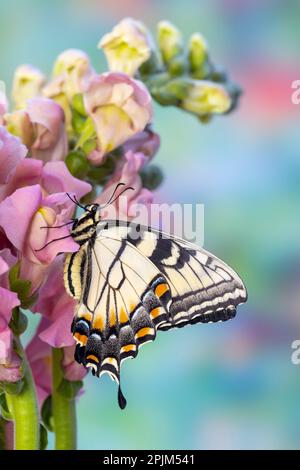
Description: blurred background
1,0,300,450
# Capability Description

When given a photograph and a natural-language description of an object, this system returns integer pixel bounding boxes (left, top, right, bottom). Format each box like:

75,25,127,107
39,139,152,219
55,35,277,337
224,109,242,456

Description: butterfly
61,184,247,409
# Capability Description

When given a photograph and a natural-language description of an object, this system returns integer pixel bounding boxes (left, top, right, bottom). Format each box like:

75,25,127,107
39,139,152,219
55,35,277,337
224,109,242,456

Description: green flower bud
157,21,183,64
82,138,97,156
0,379,24,396
167,54,187,77
65,150,89,179
71,109,86,134
9,263,36,310
140,164,164,190
188,33,208,73
72,93,87,116
87,156,115,184
180,79,231,116
0,394,13,421
150,77,190,106
139,50,162,77
76,116,97,149
9,308,28,336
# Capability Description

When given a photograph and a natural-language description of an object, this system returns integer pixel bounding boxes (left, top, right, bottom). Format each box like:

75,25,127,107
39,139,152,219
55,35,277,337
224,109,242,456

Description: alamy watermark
98,198,205,246
291,80,300,105
291,340,300,365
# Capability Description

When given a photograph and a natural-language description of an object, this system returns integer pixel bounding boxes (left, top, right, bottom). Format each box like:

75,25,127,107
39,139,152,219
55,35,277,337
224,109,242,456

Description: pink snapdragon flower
99,18,152,76
26,323,52,408
0,185,78,265
26,316,86,409
5,98,68,162
0,87,8,124
96,150,153,220
12,65,46,109
44,49,94,101
0,126,27,185
0,172,90,291
27,98,68,162
0,248,21,382
32,256,77,348
122,127,160,159
43,49,95,133
84,72,152,163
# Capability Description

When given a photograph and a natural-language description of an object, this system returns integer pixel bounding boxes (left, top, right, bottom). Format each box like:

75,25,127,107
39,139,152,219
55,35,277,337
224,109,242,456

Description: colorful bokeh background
1,0,300,449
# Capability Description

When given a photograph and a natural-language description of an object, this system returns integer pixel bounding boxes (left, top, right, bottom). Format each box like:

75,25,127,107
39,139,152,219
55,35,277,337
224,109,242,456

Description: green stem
52,348,77,450
0,417,6,450
5,339,40,450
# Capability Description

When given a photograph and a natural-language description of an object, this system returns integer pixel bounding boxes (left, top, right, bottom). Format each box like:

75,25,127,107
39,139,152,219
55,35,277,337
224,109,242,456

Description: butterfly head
71,203,101,245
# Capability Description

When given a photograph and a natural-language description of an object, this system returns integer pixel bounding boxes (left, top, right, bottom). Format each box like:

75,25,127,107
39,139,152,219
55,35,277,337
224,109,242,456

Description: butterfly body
64,203,247,409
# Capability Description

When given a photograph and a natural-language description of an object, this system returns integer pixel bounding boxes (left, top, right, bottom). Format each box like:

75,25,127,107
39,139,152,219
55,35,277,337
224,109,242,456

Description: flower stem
0,417,6,450
5,338,40,450
52,348,77,450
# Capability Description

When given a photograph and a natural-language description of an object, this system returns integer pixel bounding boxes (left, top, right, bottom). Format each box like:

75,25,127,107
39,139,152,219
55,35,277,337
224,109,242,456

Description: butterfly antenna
66,193,87,211
102,186,134,208
40,220,75,229
100,182,126,209
35,234,72,252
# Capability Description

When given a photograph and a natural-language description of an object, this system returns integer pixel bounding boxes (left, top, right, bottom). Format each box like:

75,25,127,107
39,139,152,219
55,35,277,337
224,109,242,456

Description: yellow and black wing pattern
64,220,247,408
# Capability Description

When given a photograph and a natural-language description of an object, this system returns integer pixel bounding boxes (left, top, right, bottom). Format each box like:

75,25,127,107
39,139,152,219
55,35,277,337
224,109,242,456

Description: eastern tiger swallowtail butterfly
62,188,247,409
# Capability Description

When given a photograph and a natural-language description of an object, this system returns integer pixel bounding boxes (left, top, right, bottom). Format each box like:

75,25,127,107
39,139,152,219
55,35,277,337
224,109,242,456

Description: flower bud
140,164,164,190
99,18,152,77
12,65,46,109
157,21,183,64
65,150,89,179
181,79,231,116
188,33,208,73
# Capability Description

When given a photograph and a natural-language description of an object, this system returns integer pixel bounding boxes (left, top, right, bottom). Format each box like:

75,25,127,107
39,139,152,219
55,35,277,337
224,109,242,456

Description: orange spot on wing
74,332,87,345
119,307,129,324
109,310,116,327
150,307,162,319
93,315,105,331
81,312,92,323
86,354,99,363
155,283,169,298
135,327,153,339
121,344,136,353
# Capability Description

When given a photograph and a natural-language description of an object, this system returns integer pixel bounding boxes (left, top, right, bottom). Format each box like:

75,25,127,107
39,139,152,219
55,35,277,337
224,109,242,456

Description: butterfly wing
67,229,172,407
99,221,247,328
66,220,247,408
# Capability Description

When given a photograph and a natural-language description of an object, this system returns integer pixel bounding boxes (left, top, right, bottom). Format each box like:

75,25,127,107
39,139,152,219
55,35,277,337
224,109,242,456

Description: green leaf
39,423,48,450
57,378,83,400
41,395,54,432
0,394,13,421
0,417,6,450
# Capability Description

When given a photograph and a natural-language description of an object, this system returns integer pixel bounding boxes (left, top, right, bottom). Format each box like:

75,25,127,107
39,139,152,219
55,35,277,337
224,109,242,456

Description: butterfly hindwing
66,232,172,387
